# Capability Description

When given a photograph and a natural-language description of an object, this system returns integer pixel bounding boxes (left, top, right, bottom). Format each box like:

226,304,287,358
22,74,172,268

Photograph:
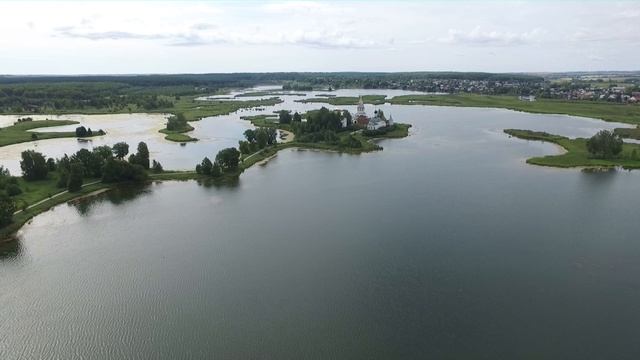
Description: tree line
196,148,240,177
0,141,164,229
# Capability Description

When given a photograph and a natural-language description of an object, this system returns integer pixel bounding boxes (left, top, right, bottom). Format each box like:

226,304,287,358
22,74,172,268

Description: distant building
352,96,395,130
518,95,536,102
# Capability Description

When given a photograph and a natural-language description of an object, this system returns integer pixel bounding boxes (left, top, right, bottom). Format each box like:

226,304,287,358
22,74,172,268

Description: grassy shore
165,96,283,122
389,94,640,125
0,121,411,241
504,129,640,169
0,120,100,147
1,181,110,240
296,95,387,105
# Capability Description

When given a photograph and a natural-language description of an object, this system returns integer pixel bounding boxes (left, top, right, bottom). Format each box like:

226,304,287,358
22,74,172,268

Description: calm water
2,90,640,359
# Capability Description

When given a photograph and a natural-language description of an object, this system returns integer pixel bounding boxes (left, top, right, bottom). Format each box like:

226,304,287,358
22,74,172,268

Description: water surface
1,89,640,359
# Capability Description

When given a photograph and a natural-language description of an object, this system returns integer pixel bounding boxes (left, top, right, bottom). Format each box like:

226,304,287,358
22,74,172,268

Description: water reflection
194,175,240,189
68,184,152,216
0,237,23,260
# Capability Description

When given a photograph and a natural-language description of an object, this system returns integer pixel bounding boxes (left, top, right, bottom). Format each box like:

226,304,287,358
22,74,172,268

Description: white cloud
53,24,378,49
439,27,542,46
262,1,344,15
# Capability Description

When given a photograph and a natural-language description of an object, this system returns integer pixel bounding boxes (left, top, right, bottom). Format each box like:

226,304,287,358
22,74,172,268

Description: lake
1,89,640,359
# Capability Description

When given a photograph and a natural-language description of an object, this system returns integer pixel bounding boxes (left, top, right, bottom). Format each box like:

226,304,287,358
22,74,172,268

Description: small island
158,96,284,142
505,128,640,169
0,118,104,147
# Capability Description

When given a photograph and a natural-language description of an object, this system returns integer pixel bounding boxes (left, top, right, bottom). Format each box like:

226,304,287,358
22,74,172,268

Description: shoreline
0,126,411,242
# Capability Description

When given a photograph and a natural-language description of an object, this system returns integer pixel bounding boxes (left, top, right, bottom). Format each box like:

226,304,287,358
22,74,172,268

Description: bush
6,184,22,196
75,126,88,137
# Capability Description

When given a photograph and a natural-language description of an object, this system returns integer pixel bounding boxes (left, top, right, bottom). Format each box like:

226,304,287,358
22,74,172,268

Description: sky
0,0,639,74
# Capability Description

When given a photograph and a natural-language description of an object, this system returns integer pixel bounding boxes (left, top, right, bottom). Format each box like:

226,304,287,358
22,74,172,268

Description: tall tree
131,142,150,169
278,110,292,124
20,150,48,181
0,194,16,227
67,163,84,192
112,142,129,160
215,148,240,171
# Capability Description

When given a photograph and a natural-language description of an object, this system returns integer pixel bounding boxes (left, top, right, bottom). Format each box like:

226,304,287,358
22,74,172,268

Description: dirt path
13,180,102,215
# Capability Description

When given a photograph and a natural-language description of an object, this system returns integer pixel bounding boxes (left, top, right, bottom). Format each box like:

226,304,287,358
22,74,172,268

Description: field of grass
362,123,411,139
389,94,640,125
0,120,91,147
163,96,283,122
235,91,306,97
240,114,294,132
613,126,640,140
296,95,387,106
504,129,640,169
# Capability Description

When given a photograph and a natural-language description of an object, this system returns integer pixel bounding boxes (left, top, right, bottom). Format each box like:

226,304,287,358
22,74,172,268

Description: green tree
166,113,187,131
265,127,278,145
293,112,302,122
151,160,163,173
92,145,113,160
239,140,252,154
75,126,88,137
0,194,16,227
6,184,22,196
112,142,129,160
215,148,240,171
342,110,352,127
255,129,268,149
131,142,150,169
586,130,623,158
244,129,256,143
67,162,84,192
278,110,292,124
20,150,48,181
200,157,213,175
46,158,56,171
211,162,222,177
102,158,148,183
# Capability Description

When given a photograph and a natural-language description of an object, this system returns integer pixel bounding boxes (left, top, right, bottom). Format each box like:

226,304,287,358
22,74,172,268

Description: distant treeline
0,72,544,113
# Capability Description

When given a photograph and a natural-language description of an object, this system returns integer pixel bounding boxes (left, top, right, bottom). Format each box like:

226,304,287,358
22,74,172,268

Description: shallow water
1,89,640,359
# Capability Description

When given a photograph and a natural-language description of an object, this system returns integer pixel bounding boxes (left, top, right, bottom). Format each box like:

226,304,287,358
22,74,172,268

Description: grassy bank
0,120,99,147
296,95,387,106
1,181,110,240
504,129,640,168
389,94,640,125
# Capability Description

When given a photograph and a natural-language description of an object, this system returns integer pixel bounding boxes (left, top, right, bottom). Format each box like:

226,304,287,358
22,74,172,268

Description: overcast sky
1,1,638,74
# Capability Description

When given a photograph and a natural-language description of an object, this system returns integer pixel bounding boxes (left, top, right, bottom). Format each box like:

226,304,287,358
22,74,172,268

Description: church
353,97,394,130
